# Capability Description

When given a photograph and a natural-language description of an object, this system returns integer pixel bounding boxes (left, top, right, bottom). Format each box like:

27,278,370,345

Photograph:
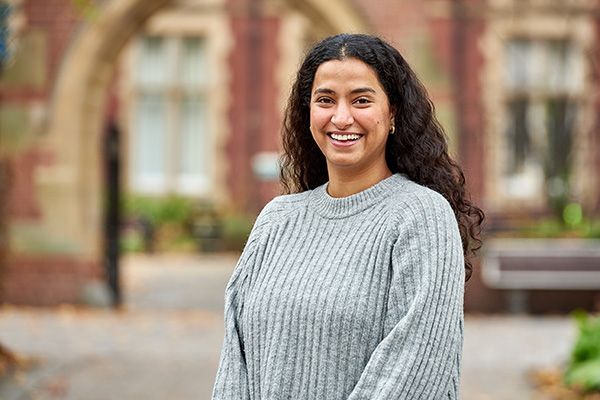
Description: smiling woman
212,34,485,400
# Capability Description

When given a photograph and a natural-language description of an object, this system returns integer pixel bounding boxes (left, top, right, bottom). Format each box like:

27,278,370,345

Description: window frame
480,5,597,214
129,34,210,196
501,37,583,201
119,9,233,202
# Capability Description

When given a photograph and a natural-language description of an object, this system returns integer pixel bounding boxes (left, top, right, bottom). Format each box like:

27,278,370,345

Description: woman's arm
212,199,280,399
348,194,465,400
211,241,255,400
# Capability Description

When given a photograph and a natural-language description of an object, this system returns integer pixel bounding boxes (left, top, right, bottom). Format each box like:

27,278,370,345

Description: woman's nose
330,104,354,128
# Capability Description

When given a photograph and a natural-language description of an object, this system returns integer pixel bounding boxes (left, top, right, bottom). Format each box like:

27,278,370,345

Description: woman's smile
328,131,364,147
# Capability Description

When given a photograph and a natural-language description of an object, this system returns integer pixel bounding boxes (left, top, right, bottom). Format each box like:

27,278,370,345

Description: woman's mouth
327,133,363,147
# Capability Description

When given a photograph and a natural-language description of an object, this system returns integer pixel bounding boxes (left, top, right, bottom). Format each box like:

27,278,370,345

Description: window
502,38,583,201
130,35,210,196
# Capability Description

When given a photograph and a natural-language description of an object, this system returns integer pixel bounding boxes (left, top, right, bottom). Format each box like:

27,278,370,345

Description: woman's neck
326,165,393,198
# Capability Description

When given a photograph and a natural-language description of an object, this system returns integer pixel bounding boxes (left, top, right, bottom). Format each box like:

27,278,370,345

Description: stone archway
37,0,174,261
37,0,367,263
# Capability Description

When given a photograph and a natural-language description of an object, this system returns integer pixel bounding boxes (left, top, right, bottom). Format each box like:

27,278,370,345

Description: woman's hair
280,33,484,281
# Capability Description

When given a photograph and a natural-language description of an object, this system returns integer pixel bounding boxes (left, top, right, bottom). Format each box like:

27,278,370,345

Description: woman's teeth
330,133,361,141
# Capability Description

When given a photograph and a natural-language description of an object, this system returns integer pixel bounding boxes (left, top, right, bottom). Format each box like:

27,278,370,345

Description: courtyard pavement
0,253,577,399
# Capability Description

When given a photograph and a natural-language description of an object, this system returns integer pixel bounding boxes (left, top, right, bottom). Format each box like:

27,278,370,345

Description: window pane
545,98,576,180
137,37,168,85
179,37,207,86
530,41,548,91
502,38,583,202
507,39,583,94
133,94,167,192
505,40,530,90
507,98,530,175
504,99,545,199
564,44,584,93
177,95,208,194
545,41,569,92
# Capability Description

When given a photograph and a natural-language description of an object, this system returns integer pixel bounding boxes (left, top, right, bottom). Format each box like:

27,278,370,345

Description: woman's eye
354,97,371,105
315,97,334,104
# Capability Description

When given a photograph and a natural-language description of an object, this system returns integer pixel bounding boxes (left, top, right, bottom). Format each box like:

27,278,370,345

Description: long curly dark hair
280,33,484,281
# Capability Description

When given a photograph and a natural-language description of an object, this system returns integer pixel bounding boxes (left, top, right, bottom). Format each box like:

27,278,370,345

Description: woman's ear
389,105,397,121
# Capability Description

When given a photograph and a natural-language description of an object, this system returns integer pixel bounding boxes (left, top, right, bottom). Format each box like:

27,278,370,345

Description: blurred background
0,0,599,399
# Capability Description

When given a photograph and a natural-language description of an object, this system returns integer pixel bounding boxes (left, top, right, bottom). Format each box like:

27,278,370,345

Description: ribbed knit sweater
212,173,465,400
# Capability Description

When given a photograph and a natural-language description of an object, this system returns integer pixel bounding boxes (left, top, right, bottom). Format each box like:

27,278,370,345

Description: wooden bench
481,239,600,312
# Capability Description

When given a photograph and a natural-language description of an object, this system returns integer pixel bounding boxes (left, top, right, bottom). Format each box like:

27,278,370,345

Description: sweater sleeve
348,194,465,400
211,204,273,400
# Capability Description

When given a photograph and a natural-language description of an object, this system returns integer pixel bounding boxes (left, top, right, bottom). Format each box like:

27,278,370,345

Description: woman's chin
325,159,366,174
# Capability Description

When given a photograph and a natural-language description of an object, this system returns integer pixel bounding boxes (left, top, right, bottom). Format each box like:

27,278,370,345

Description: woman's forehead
312,58,384,93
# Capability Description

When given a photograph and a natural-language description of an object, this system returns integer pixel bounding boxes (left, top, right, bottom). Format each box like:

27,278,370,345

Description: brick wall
24,0,79,92
5,0,80,219
226,2,281,212
1,0,102,306
2,255,102,305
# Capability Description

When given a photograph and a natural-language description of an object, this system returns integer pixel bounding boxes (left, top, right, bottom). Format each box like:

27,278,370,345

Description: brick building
1,0,599,311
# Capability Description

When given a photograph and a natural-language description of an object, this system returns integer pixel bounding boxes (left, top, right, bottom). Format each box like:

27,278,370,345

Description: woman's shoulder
255,191,311,226
386,175,455,222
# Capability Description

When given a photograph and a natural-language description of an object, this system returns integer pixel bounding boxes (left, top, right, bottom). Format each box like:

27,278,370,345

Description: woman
213,33,484,400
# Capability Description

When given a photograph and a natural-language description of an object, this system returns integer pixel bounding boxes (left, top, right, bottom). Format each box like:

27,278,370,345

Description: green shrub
517,217,600,239
121,195,196,252
120,229,145,253
120,195,258,253
526,218,563,238
565,311,600,392
220,213,255,252
123,195,194,226
563,203,584,228
583,219,600,239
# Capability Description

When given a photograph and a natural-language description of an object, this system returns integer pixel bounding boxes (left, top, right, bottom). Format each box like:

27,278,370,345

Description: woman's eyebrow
313,87,335,95
313,87,377,95
350,87,376,95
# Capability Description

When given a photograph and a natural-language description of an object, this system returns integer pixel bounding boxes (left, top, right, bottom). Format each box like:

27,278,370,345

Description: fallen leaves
530,367,600,400
0,342,18,376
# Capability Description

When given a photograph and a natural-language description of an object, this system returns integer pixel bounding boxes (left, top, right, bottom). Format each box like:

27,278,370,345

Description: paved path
0,254,577,399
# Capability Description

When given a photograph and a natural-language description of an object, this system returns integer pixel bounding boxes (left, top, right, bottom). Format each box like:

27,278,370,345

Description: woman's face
309,57,394,177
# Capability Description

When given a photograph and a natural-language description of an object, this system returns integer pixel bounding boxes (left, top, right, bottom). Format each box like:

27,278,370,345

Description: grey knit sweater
212,173,464,400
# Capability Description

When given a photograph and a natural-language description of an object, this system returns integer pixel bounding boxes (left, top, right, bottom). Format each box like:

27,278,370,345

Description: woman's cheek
310,107,332,130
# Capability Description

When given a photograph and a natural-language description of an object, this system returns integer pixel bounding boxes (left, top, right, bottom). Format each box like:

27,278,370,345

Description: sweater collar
310,173,408,219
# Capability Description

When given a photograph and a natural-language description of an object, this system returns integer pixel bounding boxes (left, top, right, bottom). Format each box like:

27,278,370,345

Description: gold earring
389,125,396,135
